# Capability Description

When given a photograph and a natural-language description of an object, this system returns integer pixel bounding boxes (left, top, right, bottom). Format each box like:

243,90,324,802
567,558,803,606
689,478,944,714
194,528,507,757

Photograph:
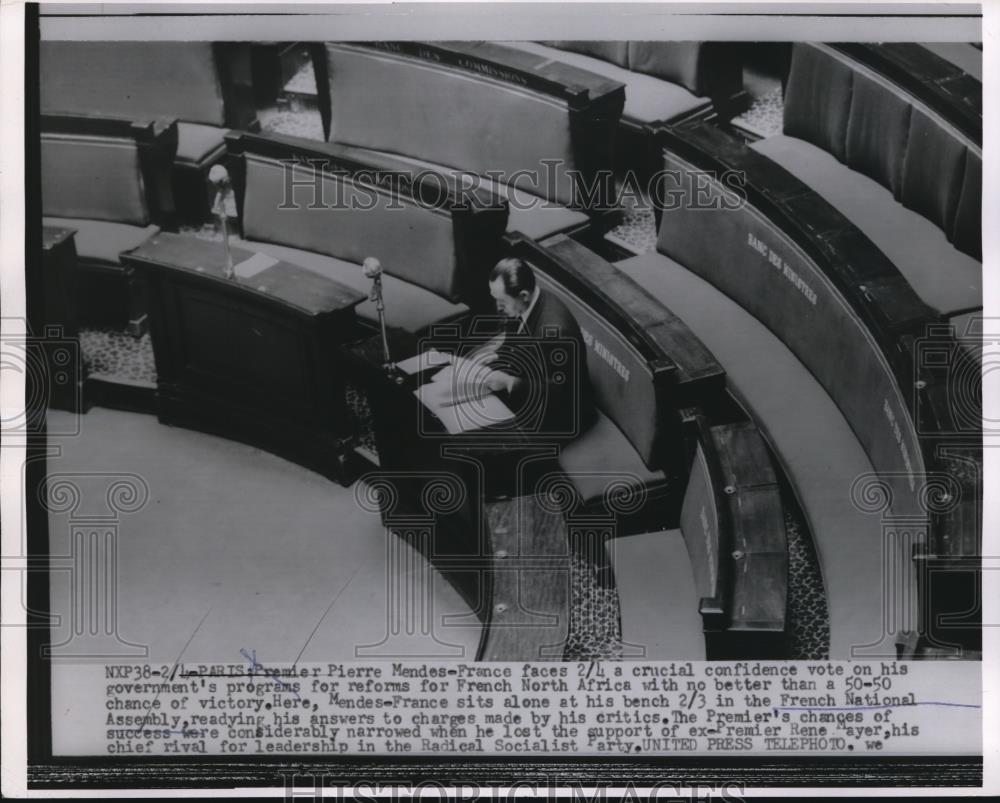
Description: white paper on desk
396,349,451,375
415,388,516,434
414,377,485,408
440,357,497,390
449,349,500,374
233,252,278,280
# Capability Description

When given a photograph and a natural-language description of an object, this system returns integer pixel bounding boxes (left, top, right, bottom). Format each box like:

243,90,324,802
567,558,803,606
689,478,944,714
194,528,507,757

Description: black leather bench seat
231,239,469,334
506,41,710,125
616,250,892,658
751,135,981,317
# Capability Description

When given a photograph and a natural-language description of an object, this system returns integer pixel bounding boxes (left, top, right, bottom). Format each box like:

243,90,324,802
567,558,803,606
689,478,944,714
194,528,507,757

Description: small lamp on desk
208,165,237,280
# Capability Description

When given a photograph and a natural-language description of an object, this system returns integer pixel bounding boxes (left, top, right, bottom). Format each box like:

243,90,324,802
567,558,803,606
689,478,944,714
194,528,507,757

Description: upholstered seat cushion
752,134,981,316
500,185,589,241
43,217,159,265
606,529,706,659
558,410,668,506
508,41,710,124
235,239,469,334
175,122,228,167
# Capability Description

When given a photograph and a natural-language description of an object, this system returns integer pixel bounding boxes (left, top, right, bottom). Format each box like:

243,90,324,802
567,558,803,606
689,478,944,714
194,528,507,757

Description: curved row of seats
310,41,748,241
40,41,259,221
310,41,627,244
620,42,981,657
501,41,746,154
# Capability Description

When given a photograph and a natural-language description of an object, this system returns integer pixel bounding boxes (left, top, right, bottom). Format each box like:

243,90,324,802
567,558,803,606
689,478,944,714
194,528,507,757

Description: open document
413,356,515,434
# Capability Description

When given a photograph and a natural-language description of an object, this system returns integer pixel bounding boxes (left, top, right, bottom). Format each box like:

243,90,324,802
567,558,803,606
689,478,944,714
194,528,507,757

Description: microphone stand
368,271,405,385
209,168,235,280
371,275,392,367
219,208,235,280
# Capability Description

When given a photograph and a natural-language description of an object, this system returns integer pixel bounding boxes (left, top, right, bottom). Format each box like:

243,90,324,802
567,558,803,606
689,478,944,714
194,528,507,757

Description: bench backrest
228,132,509,305
679,438,723,607
508,234,704,471
784,43,981,260
41,115,178,226
656,142,932,524
40,40,251,129
535,270,666,467
547,41,742,101
319,42,625,209
830,43,981,146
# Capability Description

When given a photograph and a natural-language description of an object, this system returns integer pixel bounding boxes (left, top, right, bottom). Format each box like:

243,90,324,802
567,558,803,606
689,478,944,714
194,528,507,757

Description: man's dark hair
490,257,536,297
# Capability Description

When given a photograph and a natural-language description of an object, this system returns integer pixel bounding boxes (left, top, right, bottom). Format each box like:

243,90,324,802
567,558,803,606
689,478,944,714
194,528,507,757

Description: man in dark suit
475,257,596,440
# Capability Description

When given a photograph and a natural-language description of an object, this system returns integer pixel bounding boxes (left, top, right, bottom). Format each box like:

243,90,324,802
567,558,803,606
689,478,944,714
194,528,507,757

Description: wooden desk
346,330,572,658
122,232,366,484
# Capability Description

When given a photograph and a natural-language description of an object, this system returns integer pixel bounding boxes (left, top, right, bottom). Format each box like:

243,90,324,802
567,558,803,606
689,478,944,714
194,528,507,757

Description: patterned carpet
606,186,658,256
564,549,625,661
781,483,830,659
77,54,830,659
733,85,785,140
80,326,156,383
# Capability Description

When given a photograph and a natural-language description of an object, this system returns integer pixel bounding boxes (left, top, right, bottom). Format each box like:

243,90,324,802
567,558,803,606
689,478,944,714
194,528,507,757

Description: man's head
489,257,536,318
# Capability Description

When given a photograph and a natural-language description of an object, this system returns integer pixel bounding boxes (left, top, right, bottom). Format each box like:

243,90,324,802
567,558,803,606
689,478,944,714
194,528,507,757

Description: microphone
361,257,396,375
362,256,382,303
208,165,235,279
208,163,230,190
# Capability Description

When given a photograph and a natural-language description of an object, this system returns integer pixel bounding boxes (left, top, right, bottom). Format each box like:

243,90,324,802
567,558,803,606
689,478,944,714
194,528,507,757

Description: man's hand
460,347,499,371
484,370,516,394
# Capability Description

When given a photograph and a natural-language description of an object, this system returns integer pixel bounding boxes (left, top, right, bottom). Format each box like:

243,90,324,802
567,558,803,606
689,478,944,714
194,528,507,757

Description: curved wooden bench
642,104,979,655
506,41,746,177
41,113,178,335
311,41,626,241
504,232,724,534
615,246,892,658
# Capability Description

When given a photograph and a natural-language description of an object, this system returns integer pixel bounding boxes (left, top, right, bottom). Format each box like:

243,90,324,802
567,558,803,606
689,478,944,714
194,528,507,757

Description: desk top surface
123,231,366,317
42,225,77,250
348,328,564,450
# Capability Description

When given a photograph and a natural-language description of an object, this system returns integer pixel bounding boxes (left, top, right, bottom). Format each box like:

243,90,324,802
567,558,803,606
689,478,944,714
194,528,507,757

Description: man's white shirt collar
519,286,541,332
